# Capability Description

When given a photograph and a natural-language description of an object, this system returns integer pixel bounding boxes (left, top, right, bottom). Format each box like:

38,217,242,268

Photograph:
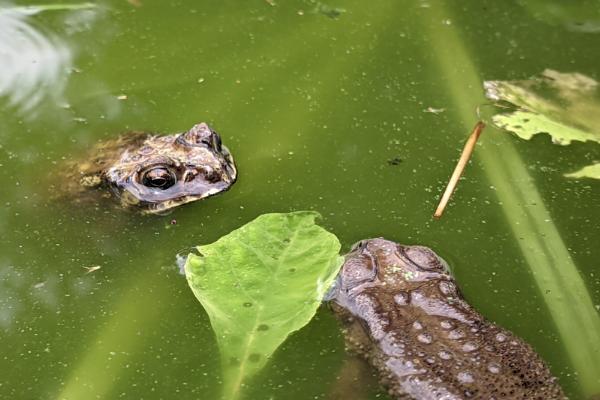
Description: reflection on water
0,265,24,330
519,0,600,33
0,5,95,115
0,261,99,332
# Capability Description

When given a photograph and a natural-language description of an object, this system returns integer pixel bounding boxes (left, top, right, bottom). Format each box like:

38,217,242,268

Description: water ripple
0,6,72,114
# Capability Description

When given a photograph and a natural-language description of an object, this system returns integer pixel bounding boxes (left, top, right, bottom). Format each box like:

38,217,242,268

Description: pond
1,1,599,399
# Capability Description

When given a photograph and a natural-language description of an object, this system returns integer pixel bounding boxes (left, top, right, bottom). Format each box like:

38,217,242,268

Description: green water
1,1,599,399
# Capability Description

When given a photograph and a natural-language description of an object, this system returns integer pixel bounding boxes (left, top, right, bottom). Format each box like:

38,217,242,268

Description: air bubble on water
175,253,188,275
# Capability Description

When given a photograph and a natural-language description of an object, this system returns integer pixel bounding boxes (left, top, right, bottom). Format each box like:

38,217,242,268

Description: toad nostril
202,167,221,183
351,240,368,252
183,170,198,182
357,241,366,249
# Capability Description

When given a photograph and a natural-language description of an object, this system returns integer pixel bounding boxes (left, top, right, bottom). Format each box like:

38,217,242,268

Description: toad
61,122,237,214
328,238,565,399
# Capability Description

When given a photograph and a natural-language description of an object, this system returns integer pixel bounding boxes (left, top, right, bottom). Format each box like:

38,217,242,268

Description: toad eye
141,167,176,189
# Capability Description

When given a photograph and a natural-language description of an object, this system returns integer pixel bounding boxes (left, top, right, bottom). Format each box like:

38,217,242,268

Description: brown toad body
329,238,566,400
62,122,237,214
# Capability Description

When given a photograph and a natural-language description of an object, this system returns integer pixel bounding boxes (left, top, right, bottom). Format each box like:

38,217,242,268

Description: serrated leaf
184,211,343,400
484,69,600,178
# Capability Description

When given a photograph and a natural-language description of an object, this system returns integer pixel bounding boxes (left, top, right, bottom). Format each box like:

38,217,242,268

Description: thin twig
433,121,485,219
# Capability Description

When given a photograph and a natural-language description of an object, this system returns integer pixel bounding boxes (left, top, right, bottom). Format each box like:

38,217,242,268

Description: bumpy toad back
330,238,565,400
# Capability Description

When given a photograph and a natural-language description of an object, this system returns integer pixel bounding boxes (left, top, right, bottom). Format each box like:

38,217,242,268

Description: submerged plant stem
421,2,600,396
434,121,485,219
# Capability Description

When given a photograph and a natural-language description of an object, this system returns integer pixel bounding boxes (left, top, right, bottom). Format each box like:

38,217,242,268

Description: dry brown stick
433,121,485,219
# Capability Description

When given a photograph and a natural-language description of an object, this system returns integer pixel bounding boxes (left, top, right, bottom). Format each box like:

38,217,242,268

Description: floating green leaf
565,163,600,180
184,211,343,400
484,69,600,145
484,69,600,179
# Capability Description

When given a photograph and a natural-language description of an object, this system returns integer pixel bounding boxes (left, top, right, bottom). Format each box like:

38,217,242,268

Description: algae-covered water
1,1,599,399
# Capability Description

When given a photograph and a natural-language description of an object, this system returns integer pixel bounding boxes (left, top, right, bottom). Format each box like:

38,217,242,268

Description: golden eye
142,167,176,189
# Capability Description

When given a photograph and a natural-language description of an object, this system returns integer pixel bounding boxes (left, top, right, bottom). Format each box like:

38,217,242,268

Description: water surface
1,1,599,399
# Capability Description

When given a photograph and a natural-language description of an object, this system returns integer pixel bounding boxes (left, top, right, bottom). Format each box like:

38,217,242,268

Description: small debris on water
388,157,403,166
265,0,276,6
424,107,445,114
311,1,345,19
434,121,485,219
170,219,177,225
116,94,128,100
83,265,101,274
33,281,46,289
175,253,187,274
